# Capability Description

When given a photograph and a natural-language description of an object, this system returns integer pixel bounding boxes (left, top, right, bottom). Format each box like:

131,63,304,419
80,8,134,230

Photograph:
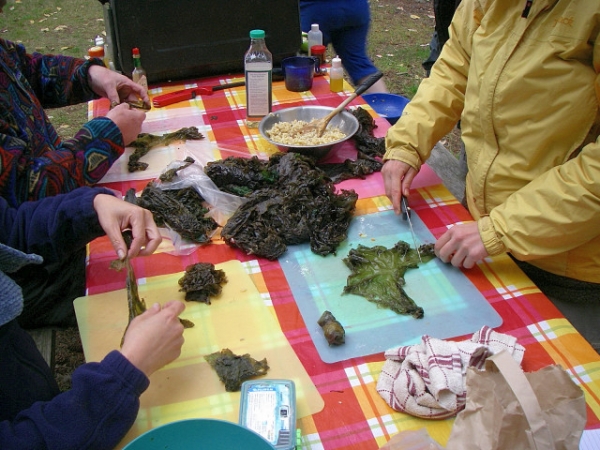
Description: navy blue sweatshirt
0,187,150,449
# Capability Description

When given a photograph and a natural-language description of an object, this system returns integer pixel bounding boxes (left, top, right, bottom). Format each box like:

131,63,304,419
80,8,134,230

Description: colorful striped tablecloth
85,73,600,449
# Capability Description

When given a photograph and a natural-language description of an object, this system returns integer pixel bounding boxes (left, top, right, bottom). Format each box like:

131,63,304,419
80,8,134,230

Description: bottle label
245,65,272,119
133,73,148,90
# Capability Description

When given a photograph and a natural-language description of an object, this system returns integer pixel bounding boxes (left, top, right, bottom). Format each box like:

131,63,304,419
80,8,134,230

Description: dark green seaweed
343,241,436,318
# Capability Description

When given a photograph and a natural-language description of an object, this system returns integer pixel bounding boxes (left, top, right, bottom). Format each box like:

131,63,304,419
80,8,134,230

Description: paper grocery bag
446,350,586,450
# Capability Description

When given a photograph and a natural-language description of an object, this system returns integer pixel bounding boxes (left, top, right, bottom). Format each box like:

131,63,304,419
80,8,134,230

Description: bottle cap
250,29,265,39
311,45,326,56
311,24,320,31
88,46,104,58
132,47,140,56
332,56,342,68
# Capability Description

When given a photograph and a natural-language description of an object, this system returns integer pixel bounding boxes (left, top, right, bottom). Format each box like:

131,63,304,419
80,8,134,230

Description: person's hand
434,221,489,269
381,159,419,215
120,301,186,377
93,194,162,260
87,64,150,107
104,103,146,146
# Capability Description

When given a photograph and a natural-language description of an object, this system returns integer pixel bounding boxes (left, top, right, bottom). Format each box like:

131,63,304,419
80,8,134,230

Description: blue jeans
300,0,379,85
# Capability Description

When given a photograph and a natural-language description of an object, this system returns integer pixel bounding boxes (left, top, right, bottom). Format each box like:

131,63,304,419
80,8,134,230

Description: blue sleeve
0,351,150,450
0,186,114,264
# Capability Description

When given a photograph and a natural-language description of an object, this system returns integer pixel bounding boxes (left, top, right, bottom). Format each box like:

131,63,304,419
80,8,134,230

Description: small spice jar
310,45,326,66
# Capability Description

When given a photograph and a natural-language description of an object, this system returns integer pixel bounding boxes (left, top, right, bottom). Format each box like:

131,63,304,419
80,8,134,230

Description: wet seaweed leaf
133,184,218,244
128,126,204,173
343,241,436,318
205,348,269,392
178,262,228,304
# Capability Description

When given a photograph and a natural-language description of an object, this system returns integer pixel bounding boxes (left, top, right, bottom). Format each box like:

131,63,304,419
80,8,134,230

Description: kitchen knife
401,195,422,262
152,81,245,108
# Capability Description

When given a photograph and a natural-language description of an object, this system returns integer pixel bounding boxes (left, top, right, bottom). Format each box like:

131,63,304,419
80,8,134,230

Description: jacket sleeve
17,41,104,107
0,117,125,206
0,351,150,450
383,0,479,170
0,186,113,264
0,39,124,206
483,34,600,260
487,135,600,259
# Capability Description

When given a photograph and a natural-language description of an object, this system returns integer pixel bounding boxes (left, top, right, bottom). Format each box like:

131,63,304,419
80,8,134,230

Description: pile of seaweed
126,184,218,244
205,152,358,260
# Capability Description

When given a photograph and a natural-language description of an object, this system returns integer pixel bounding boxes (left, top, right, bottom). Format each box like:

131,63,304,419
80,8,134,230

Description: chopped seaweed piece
317,311,345,346
208,152,358,260
110,230,193,347
317,151,382,183
128,126,204,173
204,348,269,392
159,156,196,182
343,241,436,318
178,262,227,304
132,184,218,244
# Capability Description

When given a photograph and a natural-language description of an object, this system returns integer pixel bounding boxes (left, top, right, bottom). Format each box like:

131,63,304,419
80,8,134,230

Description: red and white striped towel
376,326,525,419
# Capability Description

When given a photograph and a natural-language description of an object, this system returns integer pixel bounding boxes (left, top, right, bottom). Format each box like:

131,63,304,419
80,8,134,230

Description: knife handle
152,87,212,107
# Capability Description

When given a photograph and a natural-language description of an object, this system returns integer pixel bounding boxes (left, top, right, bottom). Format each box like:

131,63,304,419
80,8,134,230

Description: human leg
0,319,60,421
13,248,86,329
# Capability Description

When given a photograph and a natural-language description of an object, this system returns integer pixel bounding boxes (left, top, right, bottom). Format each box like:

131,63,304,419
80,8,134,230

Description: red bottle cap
311,45,326,56
132,47,140,56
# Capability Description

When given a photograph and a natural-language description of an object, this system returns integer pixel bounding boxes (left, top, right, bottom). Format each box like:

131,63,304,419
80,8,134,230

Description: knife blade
152,81,245,108
401,195,422,262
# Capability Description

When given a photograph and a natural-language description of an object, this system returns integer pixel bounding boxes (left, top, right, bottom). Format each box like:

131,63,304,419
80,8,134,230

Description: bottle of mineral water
244,29,272,126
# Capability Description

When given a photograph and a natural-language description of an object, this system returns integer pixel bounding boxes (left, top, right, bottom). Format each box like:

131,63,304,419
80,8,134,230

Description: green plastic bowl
123,418,274,450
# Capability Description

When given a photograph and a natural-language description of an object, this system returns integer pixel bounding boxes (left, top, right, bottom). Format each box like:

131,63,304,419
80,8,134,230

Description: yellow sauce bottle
330,56,344,93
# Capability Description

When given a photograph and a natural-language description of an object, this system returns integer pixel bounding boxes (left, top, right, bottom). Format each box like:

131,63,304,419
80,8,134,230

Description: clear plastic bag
148,158,248,255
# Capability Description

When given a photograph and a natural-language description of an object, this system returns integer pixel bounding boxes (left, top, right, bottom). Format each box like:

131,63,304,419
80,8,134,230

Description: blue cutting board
279,210,502,364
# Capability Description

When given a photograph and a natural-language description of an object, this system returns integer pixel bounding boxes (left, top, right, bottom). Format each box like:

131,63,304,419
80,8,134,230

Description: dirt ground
52,0,438,391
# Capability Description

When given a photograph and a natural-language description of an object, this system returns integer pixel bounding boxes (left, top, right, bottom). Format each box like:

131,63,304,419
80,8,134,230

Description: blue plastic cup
281,56,321,92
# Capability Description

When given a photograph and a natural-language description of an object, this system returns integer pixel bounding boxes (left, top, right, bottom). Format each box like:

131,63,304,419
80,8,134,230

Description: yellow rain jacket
385,0,600,282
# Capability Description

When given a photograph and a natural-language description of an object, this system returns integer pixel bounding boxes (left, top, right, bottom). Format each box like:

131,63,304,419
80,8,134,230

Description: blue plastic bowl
362,93,410,125
123,418,274,450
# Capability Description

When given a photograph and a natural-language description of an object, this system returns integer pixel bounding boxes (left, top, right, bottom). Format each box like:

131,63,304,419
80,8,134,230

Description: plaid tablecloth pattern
86,74,600,449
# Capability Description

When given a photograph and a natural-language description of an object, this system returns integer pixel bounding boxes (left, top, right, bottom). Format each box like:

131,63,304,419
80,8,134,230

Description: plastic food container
239,379,297,450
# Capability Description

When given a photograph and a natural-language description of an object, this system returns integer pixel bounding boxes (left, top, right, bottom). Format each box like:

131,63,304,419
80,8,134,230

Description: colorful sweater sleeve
0,351,150,450
0,39,124,207
19,43,103,107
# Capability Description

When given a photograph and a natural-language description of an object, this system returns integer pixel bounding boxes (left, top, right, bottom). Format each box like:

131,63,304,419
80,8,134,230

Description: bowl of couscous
258,106,359,159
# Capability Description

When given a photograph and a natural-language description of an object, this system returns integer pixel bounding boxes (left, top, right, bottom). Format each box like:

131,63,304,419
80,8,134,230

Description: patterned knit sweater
0,38,124,207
